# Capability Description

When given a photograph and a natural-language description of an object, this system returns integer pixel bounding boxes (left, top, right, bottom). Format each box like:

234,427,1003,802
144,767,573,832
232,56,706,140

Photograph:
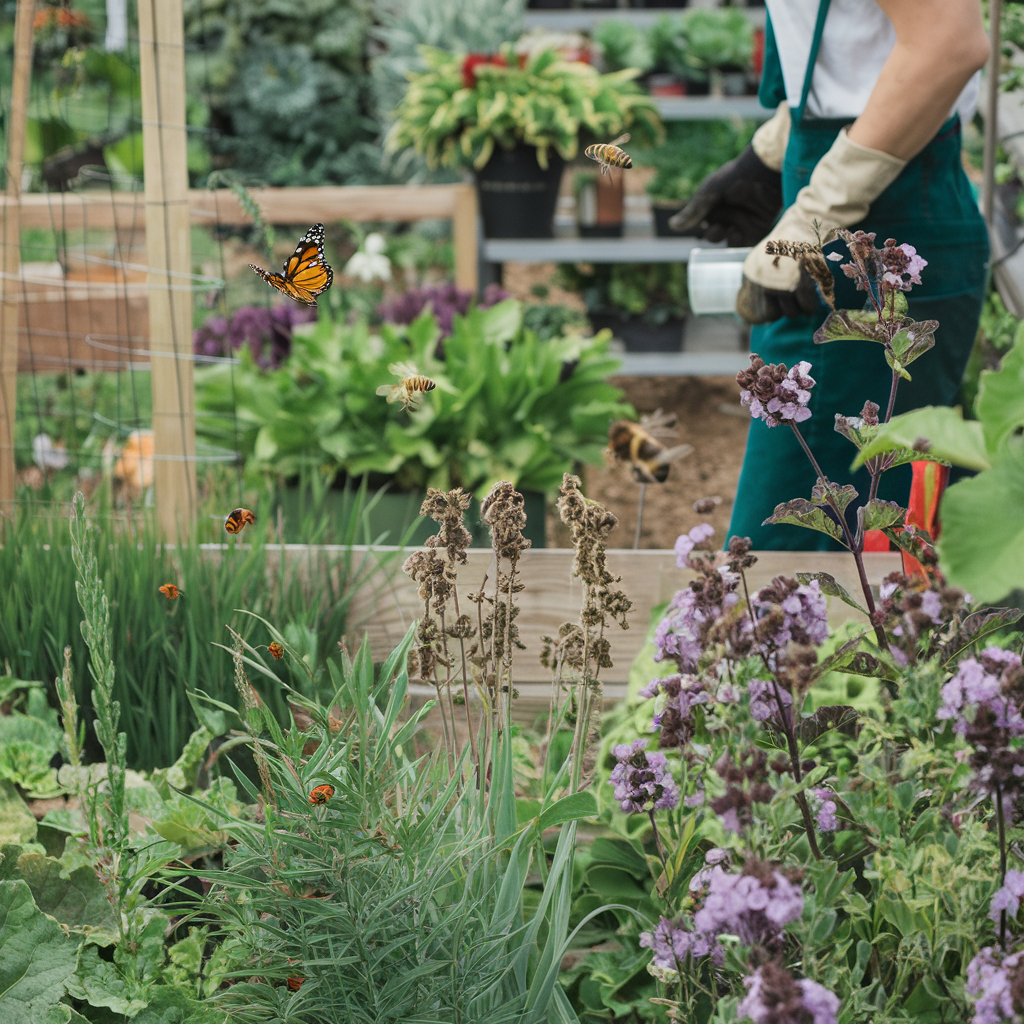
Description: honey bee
376,362,436,412
585,133,632,176
308,784,335,806
607,410,693,484
267,642,284,660
224,507,256,534
158,583,181,600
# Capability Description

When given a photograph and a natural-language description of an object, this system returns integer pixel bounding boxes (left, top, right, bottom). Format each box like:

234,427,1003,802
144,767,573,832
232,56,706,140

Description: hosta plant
386,43,662,170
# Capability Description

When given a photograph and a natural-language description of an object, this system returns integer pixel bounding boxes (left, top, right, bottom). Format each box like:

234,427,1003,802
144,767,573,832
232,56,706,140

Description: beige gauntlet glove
737,128,908,324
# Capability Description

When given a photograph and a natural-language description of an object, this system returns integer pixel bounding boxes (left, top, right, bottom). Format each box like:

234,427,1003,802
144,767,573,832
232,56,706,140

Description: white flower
33,433,69,471
344,232,391,283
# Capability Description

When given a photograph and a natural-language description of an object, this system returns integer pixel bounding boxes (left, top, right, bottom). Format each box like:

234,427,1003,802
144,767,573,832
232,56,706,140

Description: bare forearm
847,0,989,161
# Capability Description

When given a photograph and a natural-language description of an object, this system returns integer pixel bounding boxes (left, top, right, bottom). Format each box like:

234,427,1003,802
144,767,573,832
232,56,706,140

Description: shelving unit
523,7,766,31
655,95,769,121
483,236,703,263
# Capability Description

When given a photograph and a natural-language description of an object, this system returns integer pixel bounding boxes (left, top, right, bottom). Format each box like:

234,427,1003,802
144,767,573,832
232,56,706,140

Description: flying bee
607,410,693,484
585,133,632,176
224,507,256,534
376,362,437,412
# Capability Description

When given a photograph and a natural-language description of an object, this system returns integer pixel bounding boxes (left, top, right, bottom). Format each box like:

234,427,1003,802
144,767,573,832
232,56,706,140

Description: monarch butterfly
268,642,284,660
375,362,437,412
584,133,632,176
224,507,256,534
158,583,181,600
286,977,305,993
249,224,333,306
309,784,335,806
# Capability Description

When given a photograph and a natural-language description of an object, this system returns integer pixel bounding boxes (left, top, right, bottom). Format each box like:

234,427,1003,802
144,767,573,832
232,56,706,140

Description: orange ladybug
309,784,334,806
224,507,256,534
158,583,181,600
268,642,284,660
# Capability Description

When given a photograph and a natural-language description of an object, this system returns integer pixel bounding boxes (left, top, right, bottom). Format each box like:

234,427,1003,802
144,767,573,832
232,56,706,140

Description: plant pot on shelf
475,144,566,239
576,169,624,238
647,73,686,96
588,310,684,353
652,202,687,237
275,483,547,549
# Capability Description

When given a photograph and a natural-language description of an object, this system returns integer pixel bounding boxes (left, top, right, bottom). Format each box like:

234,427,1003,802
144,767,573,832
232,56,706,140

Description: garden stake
633,482,646,550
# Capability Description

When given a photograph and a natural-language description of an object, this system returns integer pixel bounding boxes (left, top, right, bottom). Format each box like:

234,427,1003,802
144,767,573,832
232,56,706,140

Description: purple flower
738,964,839,1024
748,678,791,724
641,674,713,748
966,947,1024,1024
938,648,1024,736
990,870,1024,923
654,576,739,674
193,305,314,369
378,282,509,340
751,577,829,649
639,916,722,970
675,523,715,568
692,862,803,949
812,788,839,832
609,739,679,814
737,357,815,428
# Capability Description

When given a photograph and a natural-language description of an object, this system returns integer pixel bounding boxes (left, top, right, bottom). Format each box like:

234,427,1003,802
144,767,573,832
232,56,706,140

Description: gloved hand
668,103,789,246
737,128,907,324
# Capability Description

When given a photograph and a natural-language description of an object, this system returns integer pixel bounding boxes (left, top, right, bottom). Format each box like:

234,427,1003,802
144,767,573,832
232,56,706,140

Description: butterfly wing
249,264,294,298
250,224,333,306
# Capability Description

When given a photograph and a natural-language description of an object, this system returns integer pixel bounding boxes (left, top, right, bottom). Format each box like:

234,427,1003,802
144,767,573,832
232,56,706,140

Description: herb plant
556,262,689,325
194,298,632,495
386,44,662,171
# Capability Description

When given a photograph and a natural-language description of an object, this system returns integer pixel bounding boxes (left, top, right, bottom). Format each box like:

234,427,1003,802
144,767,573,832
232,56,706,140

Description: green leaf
889,318,937,367
860,499,904,532
796,572,866,614
763,499,844,544
937,443,1024,603
976,335,1024,452
0,880,80,1024
537,791,598,831
0,780,37,845
853,406,990,472
810,481,858,513
813,308,887,345
64,946,148,1016
9,852,118,943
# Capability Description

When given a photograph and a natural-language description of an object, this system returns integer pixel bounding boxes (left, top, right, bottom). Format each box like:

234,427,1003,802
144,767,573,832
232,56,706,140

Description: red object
752,28,765,80
863,530,890,552
461,52,508,88
900,460,949,580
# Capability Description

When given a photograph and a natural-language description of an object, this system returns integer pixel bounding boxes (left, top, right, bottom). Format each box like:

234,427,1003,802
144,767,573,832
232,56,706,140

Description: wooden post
0,0,35,521
452,182,479,295
138,0,195,538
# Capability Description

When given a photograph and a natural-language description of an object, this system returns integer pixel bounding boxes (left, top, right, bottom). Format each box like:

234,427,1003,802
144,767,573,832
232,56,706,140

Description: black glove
735,270,821,325
668,145,784,247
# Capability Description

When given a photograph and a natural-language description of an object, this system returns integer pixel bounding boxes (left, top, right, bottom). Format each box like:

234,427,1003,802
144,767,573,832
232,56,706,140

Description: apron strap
757,13,787,110
795,0,832,124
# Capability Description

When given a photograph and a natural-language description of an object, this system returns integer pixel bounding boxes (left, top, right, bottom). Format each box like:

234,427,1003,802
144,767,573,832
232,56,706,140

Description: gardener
671,0,990,550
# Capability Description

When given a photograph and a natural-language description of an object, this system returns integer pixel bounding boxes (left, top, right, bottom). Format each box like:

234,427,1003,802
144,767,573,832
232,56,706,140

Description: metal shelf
483,236,706,262
523,7,766,31
655,95,770,121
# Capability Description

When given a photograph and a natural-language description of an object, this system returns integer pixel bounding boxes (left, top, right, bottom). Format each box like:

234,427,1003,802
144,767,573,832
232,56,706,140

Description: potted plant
387,44,661,238
646,15,691,95
557,262,689,352
193,298,632,545
679,8,754,96
634,120,756,235
575,169,624,238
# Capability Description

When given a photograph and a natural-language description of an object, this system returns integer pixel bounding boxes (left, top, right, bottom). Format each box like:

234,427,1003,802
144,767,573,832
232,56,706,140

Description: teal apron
727,0,989,550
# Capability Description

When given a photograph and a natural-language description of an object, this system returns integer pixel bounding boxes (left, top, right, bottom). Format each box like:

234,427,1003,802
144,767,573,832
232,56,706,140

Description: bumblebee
376,362,437,412
607,410,693,484
584,133,632,176
309,784,335,806
158,583,181,600
224,507,256,534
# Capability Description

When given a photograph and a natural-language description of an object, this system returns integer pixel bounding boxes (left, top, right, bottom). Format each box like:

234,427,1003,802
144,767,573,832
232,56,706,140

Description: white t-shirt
766,0,980,123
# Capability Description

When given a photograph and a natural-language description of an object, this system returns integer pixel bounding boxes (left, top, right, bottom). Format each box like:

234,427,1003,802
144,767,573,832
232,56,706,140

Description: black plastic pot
580,224,623,238
588,311,684,353
652,203,686,237
476,144,566,239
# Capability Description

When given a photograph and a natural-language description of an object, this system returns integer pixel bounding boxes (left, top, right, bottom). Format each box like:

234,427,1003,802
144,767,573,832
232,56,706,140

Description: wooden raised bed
224,545,904,700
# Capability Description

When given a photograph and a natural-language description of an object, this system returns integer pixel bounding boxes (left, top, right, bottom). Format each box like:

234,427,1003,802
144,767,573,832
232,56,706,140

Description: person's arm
847,0,990,160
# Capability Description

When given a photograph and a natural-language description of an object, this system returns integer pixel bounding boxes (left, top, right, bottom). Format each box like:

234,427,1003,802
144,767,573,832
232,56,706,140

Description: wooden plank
451,183,479,293
138,0,195,538
0,184,469,231
0,0,34,518
218,545,903,687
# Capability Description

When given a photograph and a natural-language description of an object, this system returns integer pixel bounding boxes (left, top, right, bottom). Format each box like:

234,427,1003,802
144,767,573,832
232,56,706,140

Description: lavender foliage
991,870,1024,923
738,963,840,1024
639,916,723,970
609,738,679,814
966,947,1024,1024
193,305,315,369
378,283,510,339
